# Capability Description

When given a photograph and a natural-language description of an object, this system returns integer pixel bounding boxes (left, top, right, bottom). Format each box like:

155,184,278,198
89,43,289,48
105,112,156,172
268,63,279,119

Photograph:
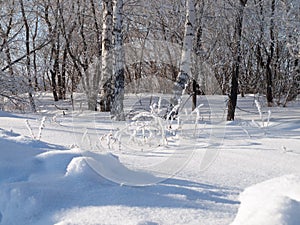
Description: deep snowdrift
0,128,123,224
231,175,300,225
1,128,235,225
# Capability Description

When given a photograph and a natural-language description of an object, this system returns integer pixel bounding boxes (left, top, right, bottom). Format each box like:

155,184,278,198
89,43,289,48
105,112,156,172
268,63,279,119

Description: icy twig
25,119,35,139
37,116,46,140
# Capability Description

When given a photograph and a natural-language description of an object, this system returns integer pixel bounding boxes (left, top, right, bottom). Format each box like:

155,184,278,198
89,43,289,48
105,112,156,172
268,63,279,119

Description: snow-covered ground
0,94,300,225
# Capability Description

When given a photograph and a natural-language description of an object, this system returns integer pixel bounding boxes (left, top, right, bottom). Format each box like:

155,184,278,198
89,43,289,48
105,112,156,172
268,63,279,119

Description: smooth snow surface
0,94,300,224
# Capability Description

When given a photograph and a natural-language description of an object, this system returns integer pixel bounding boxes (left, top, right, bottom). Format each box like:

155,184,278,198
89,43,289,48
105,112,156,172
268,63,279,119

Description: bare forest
0,0,299,120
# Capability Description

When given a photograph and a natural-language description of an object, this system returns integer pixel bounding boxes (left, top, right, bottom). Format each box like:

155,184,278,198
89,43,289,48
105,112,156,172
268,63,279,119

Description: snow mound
65,157,91,177
32,148,82,180
0,129,47,183
0,129,112,224
231,174,300,225
83,152,160,186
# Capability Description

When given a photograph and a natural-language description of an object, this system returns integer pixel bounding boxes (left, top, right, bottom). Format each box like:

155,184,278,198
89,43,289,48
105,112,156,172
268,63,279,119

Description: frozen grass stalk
38,116,46,140
255,99,264,127
267,110,271,127
255,100,262,120
25,119,35,139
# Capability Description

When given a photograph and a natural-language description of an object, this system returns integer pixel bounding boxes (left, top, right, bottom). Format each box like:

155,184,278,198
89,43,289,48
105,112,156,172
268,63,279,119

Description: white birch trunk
171,0,195,106
111,0,125,120
100,0,113,112
83,58,101,111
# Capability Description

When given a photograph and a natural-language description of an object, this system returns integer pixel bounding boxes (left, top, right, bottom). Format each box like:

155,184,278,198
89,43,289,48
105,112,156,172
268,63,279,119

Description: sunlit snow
0,94,300,225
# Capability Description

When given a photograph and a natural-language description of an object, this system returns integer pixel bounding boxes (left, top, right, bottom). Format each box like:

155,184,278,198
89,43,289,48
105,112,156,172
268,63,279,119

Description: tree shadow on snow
59,175,240,211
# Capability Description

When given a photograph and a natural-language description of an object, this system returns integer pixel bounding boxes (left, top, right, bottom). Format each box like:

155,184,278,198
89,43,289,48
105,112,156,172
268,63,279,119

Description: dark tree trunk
50,69,59,102
51,43,60,102
192,2,204,111
56,37,64,100
266,59,273,106
20,0,36,112
60,47,67,100
227,65,239,121
266,0,275,107
227,0,247,121
192,79,197,111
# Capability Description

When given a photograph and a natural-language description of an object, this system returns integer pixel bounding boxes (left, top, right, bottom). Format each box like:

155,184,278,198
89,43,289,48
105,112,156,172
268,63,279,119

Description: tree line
0,0,299,120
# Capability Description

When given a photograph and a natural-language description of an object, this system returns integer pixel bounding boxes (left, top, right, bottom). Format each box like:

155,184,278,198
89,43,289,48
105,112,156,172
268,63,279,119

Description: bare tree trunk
100,0,113,112
192,0,204,111
111,0,125,120
266,0,275,106
32,16,39,90
44,2,59,102
1,9,14,78
60,47,67,100
79,6,98,111
192,79,197,110
57,39,64,100
51,34,60,102
89,0,102,110
171,0,195,106
20,0,36,112
227,0,247,121
90,0,102,58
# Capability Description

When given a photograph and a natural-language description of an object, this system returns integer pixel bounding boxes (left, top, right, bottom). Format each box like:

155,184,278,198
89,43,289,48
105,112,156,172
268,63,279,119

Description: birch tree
111,0,125,120
99,0,113,112
0,0,299,113
171,0,195,107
